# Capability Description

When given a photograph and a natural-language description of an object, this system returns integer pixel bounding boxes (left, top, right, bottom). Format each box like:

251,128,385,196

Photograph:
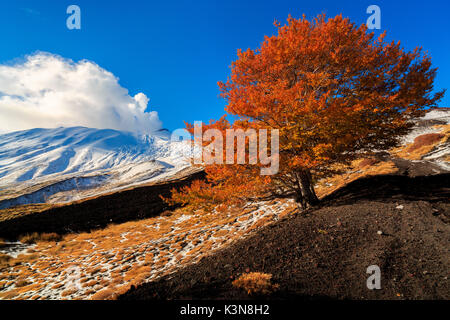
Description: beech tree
167,14,444,211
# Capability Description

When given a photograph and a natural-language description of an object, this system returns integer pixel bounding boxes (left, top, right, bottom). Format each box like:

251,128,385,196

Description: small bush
90,288,117,300
20,232,62,244
15,279,31,288
0,253,11,267
40,233,63,242
161,210,173,217
20,233,39,244
232,272,279,296
61,288,78,297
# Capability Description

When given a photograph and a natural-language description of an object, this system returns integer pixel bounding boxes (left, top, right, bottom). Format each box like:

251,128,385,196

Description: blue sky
0,0,449,131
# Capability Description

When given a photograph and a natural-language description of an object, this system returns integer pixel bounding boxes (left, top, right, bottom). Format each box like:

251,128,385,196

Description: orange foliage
167,14,444,210
232,272,279,295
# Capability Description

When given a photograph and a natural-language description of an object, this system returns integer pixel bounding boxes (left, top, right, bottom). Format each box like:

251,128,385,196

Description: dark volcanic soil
120,173,450,300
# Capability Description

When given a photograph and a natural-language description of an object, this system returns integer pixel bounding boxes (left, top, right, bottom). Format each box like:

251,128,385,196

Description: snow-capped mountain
0,126,195,208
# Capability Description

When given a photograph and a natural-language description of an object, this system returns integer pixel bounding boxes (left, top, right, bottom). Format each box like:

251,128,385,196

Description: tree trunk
295,169,319,210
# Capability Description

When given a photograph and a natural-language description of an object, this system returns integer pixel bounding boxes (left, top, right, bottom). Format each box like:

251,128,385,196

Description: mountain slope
0,109,448,300
120,173,450,300
0,127,193,208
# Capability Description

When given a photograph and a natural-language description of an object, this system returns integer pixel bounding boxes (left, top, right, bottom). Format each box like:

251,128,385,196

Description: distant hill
0,126,193,208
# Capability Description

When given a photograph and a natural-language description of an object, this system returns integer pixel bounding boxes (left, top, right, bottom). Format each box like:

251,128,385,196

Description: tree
167,14,444,211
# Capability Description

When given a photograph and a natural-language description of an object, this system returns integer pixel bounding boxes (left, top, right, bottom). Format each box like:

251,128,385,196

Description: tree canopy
166,14,444,211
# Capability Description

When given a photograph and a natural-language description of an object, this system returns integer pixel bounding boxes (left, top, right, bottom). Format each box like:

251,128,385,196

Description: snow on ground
0,127,196,208
421,109,450,121
400,109,450,144
398,109,450,171
0,199,297,300
0,242,36,258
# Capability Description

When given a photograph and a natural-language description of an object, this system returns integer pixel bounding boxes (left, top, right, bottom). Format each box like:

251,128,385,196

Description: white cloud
0,52,162,134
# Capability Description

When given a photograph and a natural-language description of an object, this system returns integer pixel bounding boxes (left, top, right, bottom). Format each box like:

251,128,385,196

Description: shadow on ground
321,173,450,205
120,173,449,300
0,170,205,240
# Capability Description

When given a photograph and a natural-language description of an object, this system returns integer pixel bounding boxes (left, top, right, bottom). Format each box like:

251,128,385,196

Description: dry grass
0,199,293,299
358,158,379,168
15,279,31,288
61,288,79,297
394,124,450,160
90,288,117,300
315,160,398,198
0,253,12,268
0,204,55,223
398,133,446,160
232,272,279,296
409,133,445,151
19,232,62,244
0,290,19,299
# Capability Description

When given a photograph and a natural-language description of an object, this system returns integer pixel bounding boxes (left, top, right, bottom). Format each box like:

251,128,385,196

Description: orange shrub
0,253,11,267
19,232,62,244
90,288,117,300
232,272,279,296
